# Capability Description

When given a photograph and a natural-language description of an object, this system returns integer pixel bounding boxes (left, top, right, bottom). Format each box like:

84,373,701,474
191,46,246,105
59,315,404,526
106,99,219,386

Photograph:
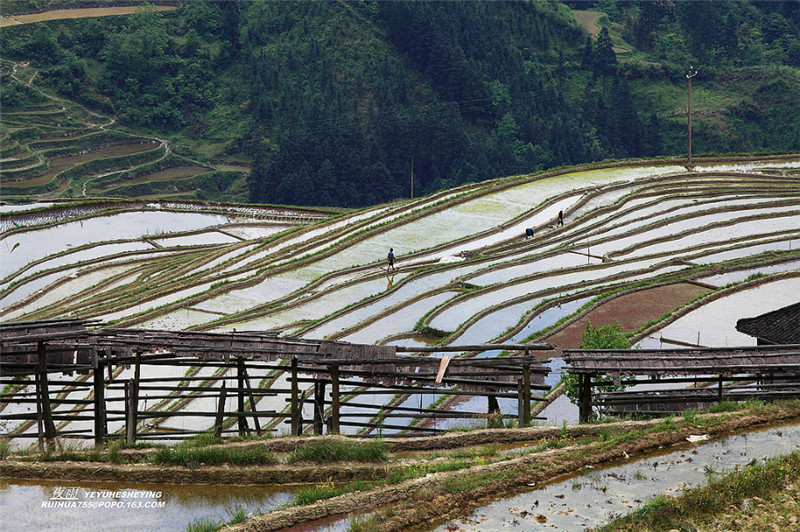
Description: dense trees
2,1,799,208
240,0,649,206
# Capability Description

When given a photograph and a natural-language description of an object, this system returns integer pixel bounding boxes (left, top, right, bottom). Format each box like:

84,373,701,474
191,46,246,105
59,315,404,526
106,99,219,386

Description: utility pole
686,65,698,170
410,157,414,199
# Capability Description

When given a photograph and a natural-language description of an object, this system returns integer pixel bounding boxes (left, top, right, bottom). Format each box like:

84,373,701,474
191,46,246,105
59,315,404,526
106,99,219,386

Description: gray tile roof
736,302,800,345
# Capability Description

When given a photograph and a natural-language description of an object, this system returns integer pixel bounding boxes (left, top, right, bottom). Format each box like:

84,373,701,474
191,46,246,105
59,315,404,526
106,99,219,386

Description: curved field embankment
0,57,224,201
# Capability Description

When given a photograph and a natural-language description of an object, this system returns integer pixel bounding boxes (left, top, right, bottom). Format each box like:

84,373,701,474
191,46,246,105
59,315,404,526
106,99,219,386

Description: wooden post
578,374,592,423
330,365,340,435
522,363,532,427
214,382,227,439
313,380,327,435
124,380,129,441
718,374,723,403
488,395,500,414
36,342,56,444
291,357,301,436
134,352,141,400
93,361,106,445
686,66,697,167
237,357,249,436
125,379,137,444
128,352,141,444
240,362,261,435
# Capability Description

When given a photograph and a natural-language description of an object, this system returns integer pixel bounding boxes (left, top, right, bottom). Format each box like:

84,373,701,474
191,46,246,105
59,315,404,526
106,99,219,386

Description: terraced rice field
0,58,231,200
1,158,799,439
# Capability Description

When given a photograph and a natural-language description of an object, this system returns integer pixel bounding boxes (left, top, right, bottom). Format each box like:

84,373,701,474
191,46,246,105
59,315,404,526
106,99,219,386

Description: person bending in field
387,248,395,270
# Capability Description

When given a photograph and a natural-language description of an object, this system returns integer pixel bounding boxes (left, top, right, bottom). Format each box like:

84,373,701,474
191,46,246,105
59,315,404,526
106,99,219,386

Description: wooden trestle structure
0,319,554,445
564,345,800,422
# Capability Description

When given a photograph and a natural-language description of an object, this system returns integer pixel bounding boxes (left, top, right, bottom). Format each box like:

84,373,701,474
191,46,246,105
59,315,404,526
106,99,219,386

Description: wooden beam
125,379,137,444
36,342,56,444
578,374,592,424
330,365,340,435
93,362,106,445
290,357,301,436
523,363,532,427
214,382,227,439
237,357,250,437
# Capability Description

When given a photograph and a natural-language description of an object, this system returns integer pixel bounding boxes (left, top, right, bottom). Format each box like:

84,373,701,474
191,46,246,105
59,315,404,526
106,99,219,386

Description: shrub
564,321,631,408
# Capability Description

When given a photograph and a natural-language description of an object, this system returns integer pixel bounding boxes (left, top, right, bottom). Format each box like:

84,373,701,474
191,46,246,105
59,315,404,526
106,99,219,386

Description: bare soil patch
542,281,712,355
572,9,603,39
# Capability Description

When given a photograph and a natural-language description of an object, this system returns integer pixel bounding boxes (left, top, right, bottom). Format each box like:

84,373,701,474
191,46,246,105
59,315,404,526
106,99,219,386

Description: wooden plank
435,356,451,384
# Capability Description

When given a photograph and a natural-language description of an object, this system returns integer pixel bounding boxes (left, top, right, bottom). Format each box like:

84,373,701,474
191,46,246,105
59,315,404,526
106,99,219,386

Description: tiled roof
736,302,800,345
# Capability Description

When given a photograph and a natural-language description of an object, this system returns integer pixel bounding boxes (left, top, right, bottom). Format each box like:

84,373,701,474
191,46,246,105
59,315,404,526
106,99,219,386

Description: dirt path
0,5,178,28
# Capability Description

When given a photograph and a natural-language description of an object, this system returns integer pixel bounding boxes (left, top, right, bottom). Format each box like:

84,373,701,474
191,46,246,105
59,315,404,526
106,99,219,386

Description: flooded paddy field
436,422,800,532
635,276,800,349
2,158,800,532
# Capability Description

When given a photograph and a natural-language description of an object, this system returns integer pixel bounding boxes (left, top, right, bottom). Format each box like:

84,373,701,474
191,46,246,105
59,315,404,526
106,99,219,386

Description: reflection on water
1,211,231,279
0,479,297,532
696,259,800,287
635,277,800,348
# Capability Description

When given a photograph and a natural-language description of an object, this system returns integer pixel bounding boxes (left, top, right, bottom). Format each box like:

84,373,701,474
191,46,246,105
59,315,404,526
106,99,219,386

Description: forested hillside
2,0,799,208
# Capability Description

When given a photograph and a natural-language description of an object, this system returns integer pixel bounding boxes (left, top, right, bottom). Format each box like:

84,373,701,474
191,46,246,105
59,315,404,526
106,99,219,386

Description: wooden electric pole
410,157,414,199
686,65,698,170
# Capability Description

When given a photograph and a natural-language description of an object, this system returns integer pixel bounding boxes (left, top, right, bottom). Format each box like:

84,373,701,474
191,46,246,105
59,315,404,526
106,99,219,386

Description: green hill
1,0,799,207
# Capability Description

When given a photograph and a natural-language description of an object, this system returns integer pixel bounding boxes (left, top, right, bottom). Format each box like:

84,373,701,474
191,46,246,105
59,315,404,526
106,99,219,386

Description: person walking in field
387,248,395,270
557,210,564,227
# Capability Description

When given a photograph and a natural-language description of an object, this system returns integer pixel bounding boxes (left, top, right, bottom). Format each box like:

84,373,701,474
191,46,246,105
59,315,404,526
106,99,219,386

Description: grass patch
186,518,223,532
600,451,800,531
443,469,519,494
449,444,498,461
151,442,276,467
346,513,384,532
288,439,388,464
0,439,11,460
293,480,374,506
386,460,471,485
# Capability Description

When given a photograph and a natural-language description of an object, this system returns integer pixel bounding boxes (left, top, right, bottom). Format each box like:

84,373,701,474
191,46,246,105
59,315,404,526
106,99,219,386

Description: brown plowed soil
542,282,712,354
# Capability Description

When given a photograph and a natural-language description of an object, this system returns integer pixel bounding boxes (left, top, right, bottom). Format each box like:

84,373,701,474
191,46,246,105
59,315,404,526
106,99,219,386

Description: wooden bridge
0,319,554,445
564,345,800,422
